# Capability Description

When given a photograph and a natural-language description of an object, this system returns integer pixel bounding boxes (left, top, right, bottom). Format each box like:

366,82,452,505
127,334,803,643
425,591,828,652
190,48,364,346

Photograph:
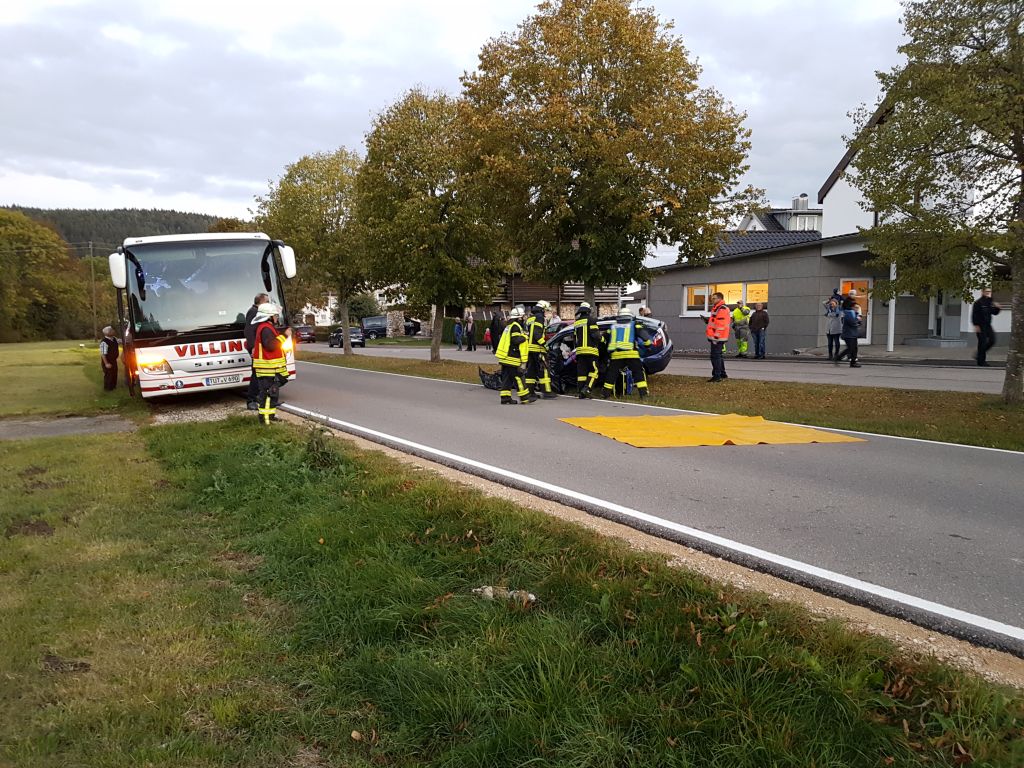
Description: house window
681,282,769,316
685,285,708,313
712,283,744,305
746,282,769,305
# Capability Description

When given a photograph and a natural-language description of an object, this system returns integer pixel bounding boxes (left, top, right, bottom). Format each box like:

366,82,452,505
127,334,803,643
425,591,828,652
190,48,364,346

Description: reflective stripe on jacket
706,302,730,341
607,321,641,360
495,319,528,366
573,317,600,356
732,306,751,327
525,316,546,353
253,322,289,377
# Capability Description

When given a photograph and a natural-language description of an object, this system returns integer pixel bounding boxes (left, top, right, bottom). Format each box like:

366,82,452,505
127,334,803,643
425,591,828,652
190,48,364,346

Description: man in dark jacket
749,302,769,359
971,288,1002,366
244,292,270,409
99,326,119,390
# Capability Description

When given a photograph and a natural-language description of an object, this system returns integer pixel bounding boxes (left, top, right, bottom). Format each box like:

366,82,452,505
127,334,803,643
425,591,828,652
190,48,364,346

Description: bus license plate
205,374,241,386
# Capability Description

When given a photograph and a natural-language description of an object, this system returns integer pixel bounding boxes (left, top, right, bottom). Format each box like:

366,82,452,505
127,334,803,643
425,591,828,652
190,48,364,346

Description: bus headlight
136,351,172,375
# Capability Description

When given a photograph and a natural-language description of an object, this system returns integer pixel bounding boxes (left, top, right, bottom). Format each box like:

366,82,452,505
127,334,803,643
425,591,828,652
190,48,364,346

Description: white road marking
297,360,1024,455
283,401,1024,645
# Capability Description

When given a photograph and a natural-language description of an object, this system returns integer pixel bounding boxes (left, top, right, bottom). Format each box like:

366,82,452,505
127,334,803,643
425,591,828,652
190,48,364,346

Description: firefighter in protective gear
601,308,651,399
525,300,556,399
495,305,532,404
251,303,292,424
731,300,752,357
573,302,602,398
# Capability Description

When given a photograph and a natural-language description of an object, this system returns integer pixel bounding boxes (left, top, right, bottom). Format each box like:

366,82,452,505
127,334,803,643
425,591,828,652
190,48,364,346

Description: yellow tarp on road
559,413,865,448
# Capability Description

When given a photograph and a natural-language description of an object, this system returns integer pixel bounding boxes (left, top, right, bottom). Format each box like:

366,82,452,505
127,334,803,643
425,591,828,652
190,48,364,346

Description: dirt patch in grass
215,550,265,573
5,519,54,538
41,653,91,673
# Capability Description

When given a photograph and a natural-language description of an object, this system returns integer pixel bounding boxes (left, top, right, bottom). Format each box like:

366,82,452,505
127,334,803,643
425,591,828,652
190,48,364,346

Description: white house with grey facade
648,154,1012,355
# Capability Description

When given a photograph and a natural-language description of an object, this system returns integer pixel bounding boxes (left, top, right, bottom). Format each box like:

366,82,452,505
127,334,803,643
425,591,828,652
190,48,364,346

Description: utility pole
89,241,98,340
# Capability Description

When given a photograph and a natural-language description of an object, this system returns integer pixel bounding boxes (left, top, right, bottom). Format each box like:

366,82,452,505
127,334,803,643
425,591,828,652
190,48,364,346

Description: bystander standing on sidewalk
823,295,843,360
835,294,862,368
454,317,464,351
99,326,119,390
464,313,476,351
971,288,1001,367
749,303,769,359
703,291,731,382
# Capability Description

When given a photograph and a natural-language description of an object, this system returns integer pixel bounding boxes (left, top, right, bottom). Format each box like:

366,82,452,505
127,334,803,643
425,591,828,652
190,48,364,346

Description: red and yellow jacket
706,301,731,342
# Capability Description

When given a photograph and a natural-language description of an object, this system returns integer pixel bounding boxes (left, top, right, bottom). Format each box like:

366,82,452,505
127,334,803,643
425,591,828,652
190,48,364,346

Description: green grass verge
4,418,1020,766
1,340,143,419
299,351,1024,451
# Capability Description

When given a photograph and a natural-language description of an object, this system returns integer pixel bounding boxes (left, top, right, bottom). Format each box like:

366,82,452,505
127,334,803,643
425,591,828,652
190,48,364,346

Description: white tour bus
108,232,297,398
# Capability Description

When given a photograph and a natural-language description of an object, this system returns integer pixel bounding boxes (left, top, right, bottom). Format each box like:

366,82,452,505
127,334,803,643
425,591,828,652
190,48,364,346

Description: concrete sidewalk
674,344,1007,368
304,341,1008,394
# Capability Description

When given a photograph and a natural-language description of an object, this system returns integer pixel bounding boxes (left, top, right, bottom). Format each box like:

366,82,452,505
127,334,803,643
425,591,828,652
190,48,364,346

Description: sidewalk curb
671,353,1006,369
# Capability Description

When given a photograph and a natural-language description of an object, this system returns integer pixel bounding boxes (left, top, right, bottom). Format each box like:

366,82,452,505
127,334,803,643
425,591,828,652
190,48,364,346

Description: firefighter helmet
534,300,551,311
256,302,280,318
509,306,525,319
575,301,591,318
617,307,633,321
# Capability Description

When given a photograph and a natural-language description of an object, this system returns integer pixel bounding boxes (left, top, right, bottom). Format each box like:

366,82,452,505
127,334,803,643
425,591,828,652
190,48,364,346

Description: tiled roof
716,230,821,257
752,211,786,232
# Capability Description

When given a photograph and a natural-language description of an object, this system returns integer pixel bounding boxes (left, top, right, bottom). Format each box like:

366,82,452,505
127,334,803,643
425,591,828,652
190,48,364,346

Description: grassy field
1,340,1022,766
300,351,1024,451
2,340,141,418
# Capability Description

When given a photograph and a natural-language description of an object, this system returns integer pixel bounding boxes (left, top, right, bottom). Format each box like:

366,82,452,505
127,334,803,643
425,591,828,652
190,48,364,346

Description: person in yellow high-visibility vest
573,302,602,398
494,306,533,405
601,307,651,399
731,300,753,358
251,303,292,424
524,300,556,399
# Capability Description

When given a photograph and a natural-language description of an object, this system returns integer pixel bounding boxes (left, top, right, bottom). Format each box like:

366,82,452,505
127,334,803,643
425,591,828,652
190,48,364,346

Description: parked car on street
293,325,317,343
328,327,365,348
361,315,388,340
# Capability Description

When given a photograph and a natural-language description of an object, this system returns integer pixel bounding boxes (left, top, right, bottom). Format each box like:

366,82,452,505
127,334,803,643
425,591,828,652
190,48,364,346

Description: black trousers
603,356,647,393
826,333,841,358
499,364,528,400
102,363,117,390
836,337,859,363
255,375,282,424
576,354,599,391
246,364,259,404
526,351,551,394
976,326,996,364
709,341,726,379
465,329,476,351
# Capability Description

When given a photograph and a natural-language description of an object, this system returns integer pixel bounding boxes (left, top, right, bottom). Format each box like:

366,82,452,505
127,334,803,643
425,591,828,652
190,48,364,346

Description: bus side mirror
109,252,127,288
278,245,297,279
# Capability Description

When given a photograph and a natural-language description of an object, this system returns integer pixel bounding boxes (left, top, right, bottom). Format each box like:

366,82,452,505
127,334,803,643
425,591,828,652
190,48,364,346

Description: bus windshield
126,239,287,339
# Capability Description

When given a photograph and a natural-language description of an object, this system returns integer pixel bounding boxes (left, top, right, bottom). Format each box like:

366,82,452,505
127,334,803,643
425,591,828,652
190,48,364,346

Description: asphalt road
284,361,1024,653
308,342,1006,394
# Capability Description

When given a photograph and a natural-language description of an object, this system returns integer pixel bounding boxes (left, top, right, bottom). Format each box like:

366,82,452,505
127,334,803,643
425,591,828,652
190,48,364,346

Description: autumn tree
255,148,368,353
355,88,508,362
0,209,90,341
461,0,761,304
849,0,1023,404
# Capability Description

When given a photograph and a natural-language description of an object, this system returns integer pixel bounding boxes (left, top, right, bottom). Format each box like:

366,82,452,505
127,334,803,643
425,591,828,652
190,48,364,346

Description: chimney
792,193,809,211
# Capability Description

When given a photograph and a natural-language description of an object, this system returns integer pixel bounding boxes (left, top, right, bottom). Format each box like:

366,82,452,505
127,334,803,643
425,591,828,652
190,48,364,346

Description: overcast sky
1,0,906,227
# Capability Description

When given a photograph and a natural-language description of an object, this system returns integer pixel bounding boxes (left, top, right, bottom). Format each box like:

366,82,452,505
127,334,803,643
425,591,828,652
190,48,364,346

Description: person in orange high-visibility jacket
703,292,731,382
251,302,292,424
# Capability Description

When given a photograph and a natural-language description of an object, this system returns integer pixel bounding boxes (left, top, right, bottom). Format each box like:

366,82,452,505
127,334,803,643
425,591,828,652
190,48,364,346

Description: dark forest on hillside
4,206,221,251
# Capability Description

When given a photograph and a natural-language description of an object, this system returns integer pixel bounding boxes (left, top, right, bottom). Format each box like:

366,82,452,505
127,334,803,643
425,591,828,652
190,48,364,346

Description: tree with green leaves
461,0,761,304
849,0,1023,404
0,209,91,341
344,291,380,323
355,87,508,362
255,148,368,353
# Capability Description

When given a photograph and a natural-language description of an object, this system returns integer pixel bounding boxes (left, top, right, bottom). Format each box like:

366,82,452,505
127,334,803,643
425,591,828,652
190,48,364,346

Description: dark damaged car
480,316,673,394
